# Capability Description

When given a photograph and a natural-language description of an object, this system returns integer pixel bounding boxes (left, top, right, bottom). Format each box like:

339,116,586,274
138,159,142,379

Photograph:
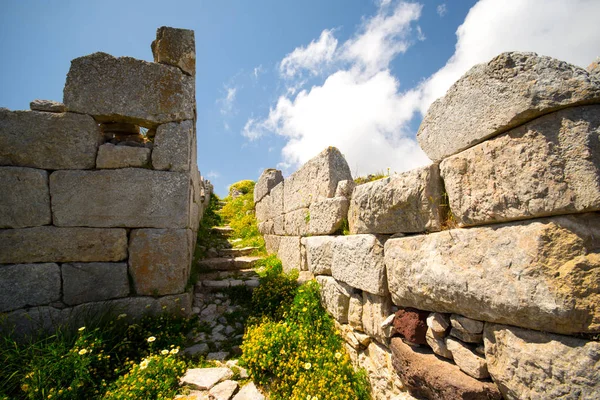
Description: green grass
240,258,371,400
0,310,201,399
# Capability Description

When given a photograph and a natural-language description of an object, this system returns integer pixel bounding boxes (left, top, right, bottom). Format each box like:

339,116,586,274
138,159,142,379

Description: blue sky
1,0,599,196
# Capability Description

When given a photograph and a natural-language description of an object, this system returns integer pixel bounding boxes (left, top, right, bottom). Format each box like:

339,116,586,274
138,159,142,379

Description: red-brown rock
390,338,502,400
393,307,429,345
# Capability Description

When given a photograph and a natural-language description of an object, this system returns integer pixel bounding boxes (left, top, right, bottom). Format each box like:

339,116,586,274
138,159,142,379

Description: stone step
218,246,259,257
198,256,262,271
211,226,234,236
197,268,258,281
198,278,260,291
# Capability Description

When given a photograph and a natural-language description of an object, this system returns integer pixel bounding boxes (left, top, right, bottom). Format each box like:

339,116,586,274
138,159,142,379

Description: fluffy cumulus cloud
416,0,600,114
244,0,600,176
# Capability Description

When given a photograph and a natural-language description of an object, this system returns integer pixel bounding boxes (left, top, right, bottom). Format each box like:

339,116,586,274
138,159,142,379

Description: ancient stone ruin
255,52,600,399
0,27,212,335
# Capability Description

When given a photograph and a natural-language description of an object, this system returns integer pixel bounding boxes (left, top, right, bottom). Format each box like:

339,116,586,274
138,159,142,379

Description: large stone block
0,110,102,169
349,165,443,234
152,120,193,172
390,338,502,400
129,228,192,296
308,197,349,235
273,215,285,235
385,213,600,334
0,227,127,264
254,195,272,223
0,263,61,312
484,323,600,400
50,169,189,228
270,182,284,217
276,236,302,273
151,26,196,76
96,143,150,169
357,341,409,400
302,235,335,275
316,276,352,323
331,234,386,296
263,234,281,254
284,208,309,236
0,167,50,228
63,52,194,127
362,292,392,343
283,147,352,213
441,105,600,227
418,52,600,161
254,169,283,204
62,263,129,305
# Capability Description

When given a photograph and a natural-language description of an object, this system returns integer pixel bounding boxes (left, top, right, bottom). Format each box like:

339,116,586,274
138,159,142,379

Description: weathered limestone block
446,337,489,379
0,227,127,264
302,235,334,275
254,169,283,203
283,208,309,236
151,26,196,76
0,306,65,338
254,195,271,223
63,52,195,127
0,263,61,312
96,143,150,169
358,341,410,400
418,52,600,161
427,312,450,335
50,169,189,228
451,314,484,334
270,182,284,217
129,228,193,296
0,167,50,228
335,179,355,198
0,110,102,169
348,293,363,331
362,292,392,343
258,220,274,235
283,147,352,213
263,235,281,255
62,262,129,305
273,215,285,235
391,338,502,400
316,276,352,323
30,99,66,112
588,57,600,77
450,328,483,344
331,234,386,295
349,165,443,234
308,197,349,235
425,328,452,359
277,236,302,273
385,213,600,334
484,323,600,400
152,120,193,171
441,105,600,226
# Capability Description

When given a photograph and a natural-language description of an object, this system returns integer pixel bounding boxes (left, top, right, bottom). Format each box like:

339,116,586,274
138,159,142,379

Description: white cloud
253,65,263,80
218,86,238,115
341,2,422,75
244,0,600,178
416,0,600,115
206,170,220,179
244,1,428,175
279,29,338,78
437,4,447,17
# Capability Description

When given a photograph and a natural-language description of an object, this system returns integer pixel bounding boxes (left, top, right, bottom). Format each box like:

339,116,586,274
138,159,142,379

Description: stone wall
254,52,600,400
0,27,212,337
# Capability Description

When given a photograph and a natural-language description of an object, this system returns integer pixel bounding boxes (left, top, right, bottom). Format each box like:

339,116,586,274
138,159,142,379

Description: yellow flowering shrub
241,280,371,400
102,352,187,400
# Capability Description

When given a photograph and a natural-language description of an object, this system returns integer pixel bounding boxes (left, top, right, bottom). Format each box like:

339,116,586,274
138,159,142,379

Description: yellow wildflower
147,336,156,343
78,326,85,332
161,349,169,355
78,349,88,355
304,362,311,370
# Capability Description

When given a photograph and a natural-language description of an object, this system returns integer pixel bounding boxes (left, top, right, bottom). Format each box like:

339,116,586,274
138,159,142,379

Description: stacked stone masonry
0,27,213,336
256,52,600,400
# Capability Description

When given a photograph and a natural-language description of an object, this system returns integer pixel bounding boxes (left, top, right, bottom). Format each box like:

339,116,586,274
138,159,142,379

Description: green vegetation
354,172,387,185
241,257,371,400
220,180,265,251
0,311,200,399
